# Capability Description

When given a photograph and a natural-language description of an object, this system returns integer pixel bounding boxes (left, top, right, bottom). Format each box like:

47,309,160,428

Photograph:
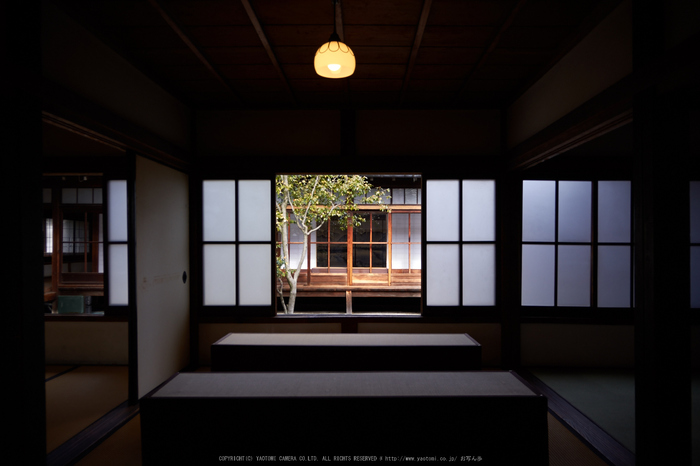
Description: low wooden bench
211,333,482,371
141,371,548,465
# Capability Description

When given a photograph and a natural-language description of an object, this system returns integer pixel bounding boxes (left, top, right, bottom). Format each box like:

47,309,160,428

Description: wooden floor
46,365,618,466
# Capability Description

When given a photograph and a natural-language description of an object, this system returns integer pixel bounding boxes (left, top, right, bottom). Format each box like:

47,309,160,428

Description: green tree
275,175,389,313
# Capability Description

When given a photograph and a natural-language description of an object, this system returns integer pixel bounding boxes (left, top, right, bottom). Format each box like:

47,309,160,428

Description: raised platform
211,333,482,371
141,371,548,465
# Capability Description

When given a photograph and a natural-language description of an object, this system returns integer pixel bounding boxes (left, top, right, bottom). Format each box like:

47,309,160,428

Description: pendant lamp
314,0,355,78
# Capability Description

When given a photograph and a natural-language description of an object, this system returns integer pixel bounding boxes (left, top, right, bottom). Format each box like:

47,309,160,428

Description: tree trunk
287,281,297,313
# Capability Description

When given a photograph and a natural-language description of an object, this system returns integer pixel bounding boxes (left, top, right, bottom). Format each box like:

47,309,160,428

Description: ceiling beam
240,0,296,104
457,0,527,102
400,0,433,104
147,0,242,104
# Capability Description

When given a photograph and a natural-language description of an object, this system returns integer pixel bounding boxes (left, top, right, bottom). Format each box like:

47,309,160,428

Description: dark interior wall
6,2,46,464
356,109,501,157
196,109,342,157
195,108,501,159
41,0,192,153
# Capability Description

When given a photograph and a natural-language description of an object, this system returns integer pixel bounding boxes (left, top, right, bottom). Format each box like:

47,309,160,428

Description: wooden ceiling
52,0,620,110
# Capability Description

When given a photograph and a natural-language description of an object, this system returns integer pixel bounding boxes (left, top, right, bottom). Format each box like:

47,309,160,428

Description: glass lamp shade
314,40,355,78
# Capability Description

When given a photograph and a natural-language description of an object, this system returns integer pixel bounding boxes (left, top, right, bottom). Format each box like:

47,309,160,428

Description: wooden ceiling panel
273,46,319,64
184,25,262,47
350,91,402,106
289,79,347,92
427,0,517,26
49,0,616,110
351,46,412,64
349,79,404,92
408,79,464,92
163,0,253,26
401,91,454,106
203,46,272,65
343,0,425,25
250,0,331,25
231,79,289,92
218,64,280,79
415,47,482,65
280,64,321,80
350,64,409,80
421,26,495,47
294,91,351,106
264,25,331,46
411,65,471,80
344,25,418,47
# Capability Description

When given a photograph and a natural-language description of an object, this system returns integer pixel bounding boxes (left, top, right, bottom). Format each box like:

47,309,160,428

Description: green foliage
275,175,389,312
276,175,389,234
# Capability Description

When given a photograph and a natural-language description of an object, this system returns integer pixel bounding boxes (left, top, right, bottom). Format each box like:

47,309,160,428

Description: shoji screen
425,180,496,307
202,180,272,307
107,180,129,306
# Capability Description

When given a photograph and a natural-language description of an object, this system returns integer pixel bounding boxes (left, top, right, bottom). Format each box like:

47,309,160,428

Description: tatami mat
48,366,612,465
531,368,635,453
45,365,128,453
76,414,142,466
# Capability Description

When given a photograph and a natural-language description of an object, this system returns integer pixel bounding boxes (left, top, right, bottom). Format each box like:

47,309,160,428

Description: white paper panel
238,180,271,242
108,180,129,242
108,244,129,305
598,181,631,243
522,244,555,305
462,180,495,241
426,244,460,305
691,182,700,243
557,245,591,306
522,181,555,242
598,246,631,307
426,180,460,242
239,244,272,305
462,244,495,305
203,244,236,305
203,180,236,242
558,181,591,242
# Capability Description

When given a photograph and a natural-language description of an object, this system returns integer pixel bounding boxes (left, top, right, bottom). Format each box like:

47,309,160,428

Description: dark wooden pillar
499,171,522,369
633,3,692,462
2,2,46,464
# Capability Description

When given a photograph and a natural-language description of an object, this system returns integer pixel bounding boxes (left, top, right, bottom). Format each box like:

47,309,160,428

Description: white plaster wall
45,321,128,365
135,156,190,398
41,0,191,150
507,0,633,148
